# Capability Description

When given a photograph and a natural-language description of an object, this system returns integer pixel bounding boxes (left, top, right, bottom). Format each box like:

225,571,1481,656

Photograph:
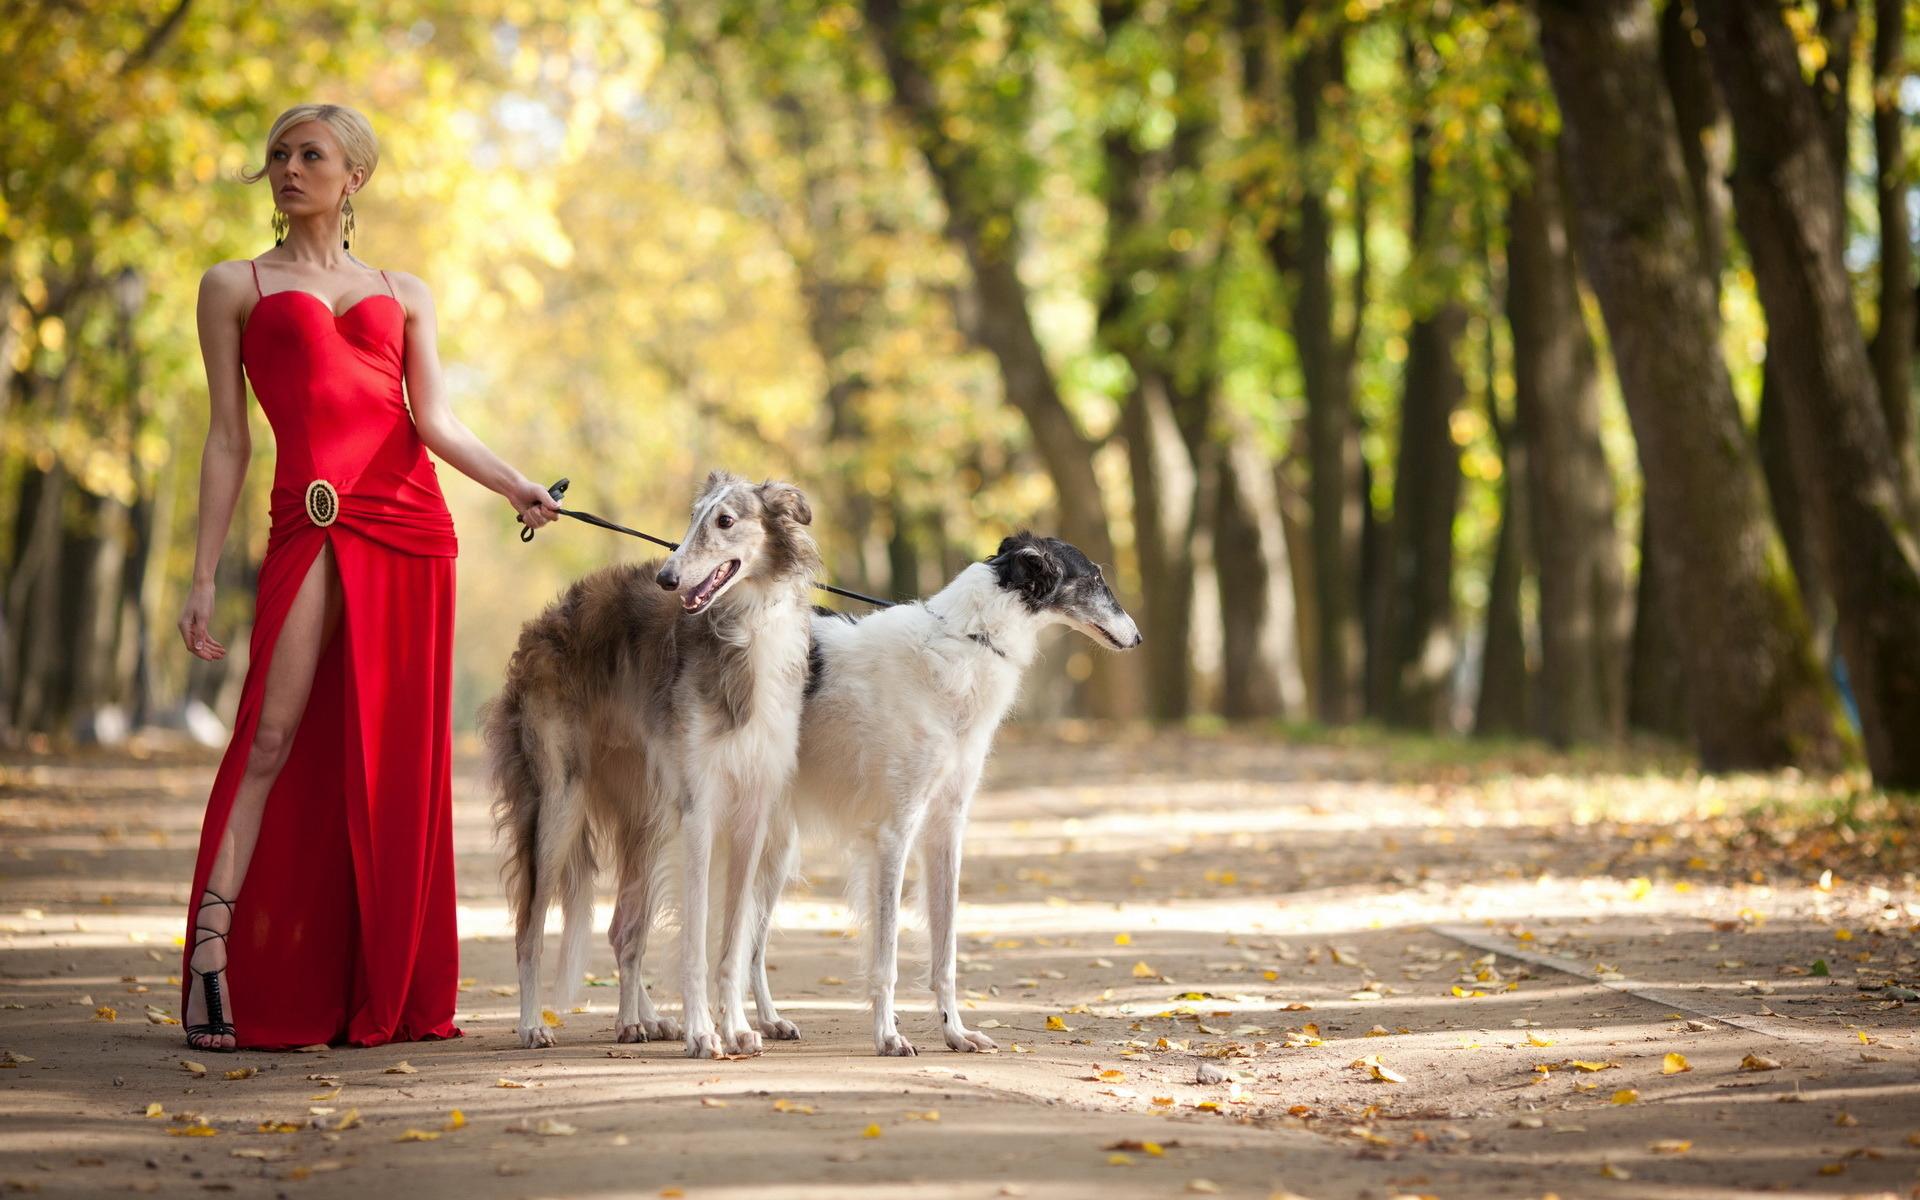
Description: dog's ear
758,481,813,526
993,539,1062,602
699,469,741,502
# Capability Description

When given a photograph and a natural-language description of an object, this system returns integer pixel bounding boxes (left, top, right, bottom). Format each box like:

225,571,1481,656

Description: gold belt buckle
305,479,339,527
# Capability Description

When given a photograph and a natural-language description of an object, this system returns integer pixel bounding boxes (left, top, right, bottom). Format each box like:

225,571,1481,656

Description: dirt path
3,728,1917,1198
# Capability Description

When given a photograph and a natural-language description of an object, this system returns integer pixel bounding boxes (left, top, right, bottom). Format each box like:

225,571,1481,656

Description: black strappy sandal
185,889,238,1052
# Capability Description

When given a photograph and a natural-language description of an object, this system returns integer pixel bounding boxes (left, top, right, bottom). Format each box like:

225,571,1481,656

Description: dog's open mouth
682,560,740,614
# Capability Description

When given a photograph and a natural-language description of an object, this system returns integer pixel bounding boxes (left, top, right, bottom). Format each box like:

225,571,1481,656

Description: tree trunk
1214,423,1307,719
1273,0,1365,724
1625,506,1692,740
1657,0,1731,284
1122,374,1198,719
1475,426,1532,738
864,0,1142,717
1871,0,1914,457
1533,0,1842,772
1696,0,1920,788
1377,87,1466,732
1507,131,1627,744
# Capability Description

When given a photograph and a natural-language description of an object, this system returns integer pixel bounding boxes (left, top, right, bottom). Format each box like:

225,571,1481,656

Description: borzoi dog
745,532,1142,1055
483,471,819,1058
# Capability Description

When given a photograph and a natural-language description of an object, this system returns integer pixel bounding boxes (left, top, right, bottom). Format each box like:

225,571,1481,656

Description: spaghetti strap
379,269,397,299
248,259,263,298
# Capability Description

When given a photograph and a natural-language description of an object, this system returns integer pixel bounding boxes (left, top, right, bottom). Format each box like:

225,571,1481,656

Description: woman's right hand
178,581,227,661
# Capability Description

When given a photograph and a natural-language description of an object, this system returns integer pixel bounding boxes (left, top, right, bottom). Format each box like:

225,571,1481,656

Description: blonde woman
177,103,560,1050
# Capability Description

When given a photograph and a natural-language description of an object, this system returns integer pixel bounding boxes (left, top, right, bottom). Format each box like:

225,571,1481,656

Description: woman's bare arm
390,271,558,530
179,264,255,660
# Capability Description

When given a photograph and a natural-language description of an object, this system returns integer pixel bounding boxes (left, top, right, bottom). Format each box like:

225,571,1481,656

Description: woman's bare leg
186,542,343,1049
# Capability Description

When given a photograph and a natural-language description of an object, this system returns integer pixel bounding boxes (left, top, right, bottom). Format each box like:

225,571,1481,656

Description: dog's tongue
682,561,734,612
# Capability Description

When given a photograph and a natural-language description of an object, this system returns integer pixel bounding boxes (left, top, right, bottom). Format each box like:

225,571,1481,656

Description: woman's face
265,120,363,218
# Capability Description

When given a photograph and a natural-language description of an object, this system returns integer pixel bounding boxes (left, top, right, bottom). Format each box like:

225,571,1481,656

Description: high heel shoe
185,888,238,1052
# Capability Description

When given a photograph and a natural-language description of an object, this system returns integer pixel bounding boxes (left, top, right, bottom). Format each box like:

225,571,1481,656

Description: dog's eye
717,514,735,529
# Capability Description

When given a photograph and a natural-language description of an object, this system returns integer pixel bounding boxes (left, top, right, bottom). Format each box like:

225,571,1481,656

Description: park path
2,728,1917,1198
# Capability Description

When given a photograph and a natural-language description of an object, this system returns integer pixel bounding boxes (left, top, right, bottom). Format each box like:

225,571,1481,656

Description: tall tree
863,0,1143,717
1374,30,1468,731
1695,0,1920,789
1505,127,1627,745
1532,0,1843,771
1870,0,1914,456
1262,0,1367,724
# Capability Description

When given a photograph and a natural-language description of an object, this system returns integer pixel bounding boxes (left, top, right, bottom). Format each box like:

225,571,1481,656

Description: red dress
180,260,462,1048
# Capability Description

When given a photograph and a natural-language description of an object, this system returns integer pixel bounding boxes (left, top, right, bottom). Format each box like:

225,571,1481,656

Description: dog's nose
656,566,680,591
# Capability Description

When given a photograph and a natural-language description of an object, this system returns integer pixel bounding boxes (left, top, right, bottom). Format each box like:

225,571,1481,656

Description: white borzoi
744,532,1142,1055
482,471,819,1058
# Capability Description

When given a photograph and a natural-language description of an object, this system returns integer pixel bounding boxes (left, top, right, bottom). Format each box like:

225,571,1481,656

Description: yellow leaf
395,1129,440,1143
541,1008,564,1027
1151,1096,1174,1107
1113,933,1132,946
1662,1053,1692,1074
1188,1183,1221,1196
384,1061,417,1074
1818,1162,1846,1175
1567,1060,1617,1072
181,1060,207,1077
334,1109,362,1131
1046,1015,1071,1032
661,1191,685,1198
224,1067,256,1080
94,1006,117,1021
1651,1139,1692,1154
1098,1069,1125,1081
444,1109,466,1131
1834,929,1853,942
1131,962,1157,978
144,1102,164,1118
1107,1153,1134,1166
905,1110,939,1122
700,1097,729,1108
771,1098,816,1115
1740,1053,1781,1072
1141,1141,1164,1156
1855,1031,1871,1045
1599,1162,1633,1180
863,1123,882,1138
1527,1033,1555,1047
169,1123,219,1137
1611,1088,1639,1105
496,1078,529,1089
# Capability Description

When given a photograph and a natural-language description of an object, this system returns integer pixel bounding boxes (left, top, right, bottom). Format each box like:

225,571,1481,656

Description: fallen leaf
495,1078,528,1089
1187,1182,1221,1195
1046,1015,1072,1032
700,1097,729,1108
94,1006,117,1021
863,1123,882,1138
223,1067,256,1081
772,1099,816,1115
1132,962,1158,978
1651,1139,1692,1154
1611,1088,1639,1105
384,1061,417,1075
180,1060,207,1078
1567,1060,1617,1072
394,1129,440,1142
1600,1163,1633,1180
541,1008,563,1027
506,1117,576,1137
1662,1053,1692,1075
333,1110,362,1131
1526,1033,1555,1047
1740,1053,1781,1072
169,1123,219,1137
444,1109,465,1131
1114,933,1132,946
144,1102,164,1119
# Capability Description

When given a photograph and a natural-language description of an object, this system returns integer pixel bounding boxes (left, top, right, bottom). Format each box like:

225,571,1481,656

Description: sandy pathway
3,729,1917,1198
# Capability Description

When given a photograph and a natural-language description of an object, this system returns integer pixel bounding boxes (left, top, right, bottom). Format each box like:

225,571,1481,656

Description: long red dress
180,259,462,1049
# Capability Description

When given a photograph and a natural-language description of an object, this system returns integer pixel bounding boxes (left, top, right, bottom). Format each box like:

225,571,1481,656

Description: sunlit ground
2,726,1916,1198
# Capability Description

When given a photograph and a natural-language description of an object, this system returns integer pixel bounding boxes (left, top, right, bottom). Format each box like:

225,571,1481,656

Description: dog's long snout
655,565,680,591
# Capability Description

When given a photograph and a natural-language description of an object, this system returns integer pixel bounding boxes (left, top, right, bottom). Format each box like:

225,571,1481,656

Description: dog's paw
518,1024,557,1049
724,1027,764,1056
875,1032,918,1057
758,1016,801,1041
685,1030,724,1059
615,1017,680,1044
944,1026,997,1053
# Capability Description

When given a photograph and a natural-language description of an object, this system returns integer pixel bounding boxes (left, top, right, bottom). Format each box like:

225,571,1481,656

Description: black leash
517,478,898,609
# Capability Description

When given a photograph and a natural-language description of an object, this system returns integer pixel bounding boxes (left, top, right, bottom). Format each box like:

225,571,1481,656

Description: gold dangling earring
271,209,289,246
341,198,355,250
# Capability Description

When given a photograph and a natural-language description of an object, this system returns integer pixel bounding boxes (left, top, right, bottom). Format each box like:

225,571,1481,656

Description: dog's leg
677,787,723,1059
749,812,801,1040
515,745,585,1049
923,782,995,1052
713,791,771,1056
867,810,926,1056
610,836,679,1044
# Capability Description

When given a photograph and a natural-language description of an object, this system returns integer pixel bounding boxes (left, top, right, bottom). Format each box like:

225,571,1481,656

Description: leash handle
518,477,571,542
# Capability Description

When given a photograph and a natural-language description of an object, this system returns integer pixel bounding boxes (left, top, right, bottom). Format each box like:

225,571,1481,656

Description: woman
177,102,561,1050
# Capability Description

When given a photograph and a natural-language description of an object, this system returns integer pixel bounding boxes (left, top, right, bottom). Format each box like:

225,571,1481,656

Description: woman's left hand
509,476,562,531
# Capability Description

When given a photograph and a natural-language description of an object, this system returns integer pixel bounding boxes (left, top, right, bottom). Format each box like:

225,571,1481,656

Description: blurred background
1,0,1916,787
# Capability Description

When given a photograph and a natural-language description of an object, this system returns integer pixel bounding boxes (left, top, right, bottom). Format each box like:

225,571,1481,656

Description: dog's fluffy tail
481,685,541,946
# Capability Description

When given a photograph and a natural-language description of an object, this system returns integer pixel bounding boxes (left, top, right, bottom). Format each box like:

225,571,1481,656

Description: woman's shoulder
199,258,258,293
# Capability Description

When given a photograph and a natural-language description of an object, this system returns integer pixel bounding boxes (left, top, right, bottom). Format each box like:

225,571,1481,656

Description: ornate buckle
305,479,339,527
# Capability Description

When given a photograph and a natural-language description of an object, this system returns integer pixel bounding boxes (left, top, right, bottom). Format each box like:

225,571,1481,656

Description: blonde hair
239,103,380,188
